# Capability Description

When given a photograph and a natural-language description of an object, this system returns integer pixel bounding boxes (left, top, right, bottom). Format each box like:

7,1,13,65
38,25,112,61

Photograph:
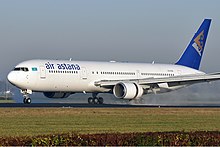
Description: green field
0,100,15,103
0,108,219,137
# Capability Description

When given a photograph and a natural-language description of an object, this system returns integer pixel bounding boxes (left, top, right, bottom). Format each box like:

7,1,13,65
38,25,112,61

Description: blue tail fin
176,19,211,70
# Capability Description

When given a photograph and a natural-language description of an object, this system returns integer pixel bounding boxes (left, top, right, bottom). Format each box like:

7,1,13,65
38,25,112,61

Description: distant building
0,80,13,100
0,91,13,100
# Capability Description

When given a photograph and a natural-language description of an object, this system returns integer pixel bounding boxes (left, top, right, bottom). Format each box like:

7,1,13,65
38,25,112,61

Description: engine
113,82,143,99
43,92,72,98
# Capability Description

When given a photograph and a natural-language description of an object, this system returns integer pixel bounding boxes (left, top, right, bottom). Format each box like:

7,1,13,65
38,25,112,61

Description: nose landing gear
21,89,32,104
23,95,31,104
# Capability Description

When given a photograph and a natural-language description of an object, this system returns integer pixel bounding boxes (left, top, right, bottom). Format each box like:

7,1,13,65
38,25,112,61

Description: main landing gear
88,93,104,104
21,89,32,104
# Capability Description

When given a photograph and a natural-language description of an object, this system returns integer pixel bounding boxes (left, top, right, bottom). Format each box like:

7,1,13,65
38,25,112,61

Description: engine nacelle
43,92,72,98
113,82,143,99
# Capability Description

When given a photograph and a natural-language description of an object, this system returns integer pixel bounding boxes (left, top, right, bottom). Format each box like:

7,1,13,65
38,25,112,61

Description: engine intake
43,92,72,98
113,82,143,99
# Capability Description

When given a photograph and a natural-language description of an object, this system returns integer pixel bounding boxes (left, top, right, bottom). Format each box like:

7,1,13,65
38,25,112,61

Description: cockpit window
14,67,29,72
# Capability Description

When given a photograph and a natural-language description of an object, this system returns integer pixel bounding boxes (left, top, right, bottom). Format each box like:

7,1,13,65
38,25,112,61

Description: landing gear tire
93,97,99,104
88,97,94,104
23,96,31,104
26,98,31,104
98,97,104,104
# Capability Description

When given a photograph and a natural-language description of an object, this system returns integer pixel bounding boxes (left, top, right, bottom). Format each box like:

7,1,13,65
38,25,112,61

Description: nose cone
7,71,17,85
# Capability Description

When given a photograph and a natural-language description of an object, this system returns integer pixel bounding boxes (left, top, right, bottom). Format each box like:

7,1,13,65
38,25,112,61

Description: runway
0,103,220,108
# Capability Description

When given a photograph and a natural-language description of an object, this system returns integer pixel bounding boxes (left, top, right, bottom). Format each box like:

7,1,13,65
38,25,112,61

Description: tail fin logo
192,30,204,56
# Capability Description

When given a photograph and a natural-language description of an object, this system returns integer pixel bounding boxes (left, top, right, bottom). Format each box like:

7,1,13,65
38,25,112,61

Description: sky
0,0,220,103
0,0,220,79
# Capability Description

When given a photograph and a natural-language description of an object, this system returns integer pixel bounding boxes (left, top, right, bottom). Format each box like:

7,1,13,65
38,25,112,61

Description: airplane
7,19,220,104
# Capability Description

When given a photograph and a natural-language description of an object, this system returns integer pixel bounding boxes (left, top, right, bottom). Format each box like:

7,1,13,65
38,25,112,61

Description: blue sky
0,0,220,79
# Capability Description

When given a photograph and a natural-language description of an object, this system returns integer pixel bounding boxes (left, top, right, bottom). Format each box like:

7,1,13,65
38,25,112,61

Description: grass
0,108,219,137
0,100,15,103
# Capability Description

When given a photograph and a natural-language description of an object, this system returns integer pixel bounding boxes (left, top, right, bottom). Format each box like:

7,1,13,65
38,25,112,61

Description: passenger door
40,66,46,79
80,67,87,80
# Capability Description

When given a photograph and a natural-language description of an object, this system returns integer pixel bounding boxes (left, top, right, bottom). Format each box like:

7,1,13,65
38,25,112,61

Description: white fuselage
7,59,204,94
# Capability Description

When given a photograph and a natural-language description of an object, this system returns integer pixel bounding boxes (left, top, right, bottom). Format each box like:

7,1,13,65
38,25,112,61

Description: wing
94,73,220,89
